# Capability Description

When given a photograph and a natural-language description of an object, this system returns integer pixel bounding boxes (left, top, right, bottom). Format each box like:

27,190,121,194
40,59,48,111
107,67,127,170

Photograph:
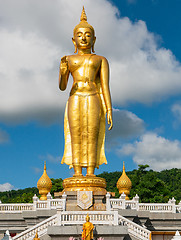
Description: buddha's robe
82,221,94,240
61,55,107,169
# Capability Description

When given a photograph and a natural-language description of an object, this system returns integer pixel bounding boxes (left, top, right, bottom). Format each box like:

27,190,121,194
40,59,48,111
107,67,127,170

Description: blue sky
1,0,181,191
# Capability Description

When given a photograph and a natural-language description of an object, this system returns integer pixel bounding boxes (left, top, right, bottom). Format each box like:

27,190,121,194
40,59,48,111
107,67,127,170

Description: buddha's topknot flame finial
80,6,87,22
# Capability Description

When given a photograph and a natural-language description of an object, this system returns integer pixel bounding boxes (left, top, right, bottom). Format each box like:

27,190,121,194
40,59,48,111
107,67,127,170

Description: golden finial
34,231,40,240
73,7,95,36
80,6,87,22
117,162,132,200
37,161,52,200
44,161,46,170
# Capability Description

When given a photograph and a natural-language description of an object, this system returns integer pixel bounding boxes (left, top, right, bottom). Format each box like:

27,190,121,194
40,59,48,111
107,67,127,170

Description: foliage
97,165,180,203
50,178,63,195
0,187,39,203
1,167,181,203
0,178,63,203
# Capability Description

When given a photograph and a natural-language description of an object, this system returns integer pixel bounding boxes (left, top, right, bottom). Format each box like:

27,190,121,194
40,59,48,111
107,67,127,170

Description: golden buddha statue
33,232,40,240
59,7,113,178
82,214,94,240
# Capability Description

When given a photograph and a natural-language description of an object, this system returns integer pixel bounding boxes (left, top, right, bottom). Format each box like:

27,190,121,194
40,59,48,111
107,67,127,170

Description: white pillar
47,192,52,209
134,194,139,211
62,192,67,211
33,194,38,210
113,210,118,225
120,192,126,209
171,197,176,213
106,192,111,211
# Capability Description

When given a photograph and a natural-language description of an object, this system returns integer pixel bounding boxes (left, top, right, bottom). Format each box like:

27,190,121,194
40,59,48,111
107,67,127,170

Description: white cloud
0,128,9,143
39,154,61,163
106,108,144,146
171,103,181,127
120,132,181,171
0,183,14,192
0,0,181,124
33,167,42,174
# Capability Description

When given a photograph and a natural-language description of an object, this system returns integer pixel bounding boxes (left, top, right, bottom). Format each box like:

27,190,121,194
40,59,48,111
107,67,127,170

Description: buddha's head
72,7,96,53
86,214,90,222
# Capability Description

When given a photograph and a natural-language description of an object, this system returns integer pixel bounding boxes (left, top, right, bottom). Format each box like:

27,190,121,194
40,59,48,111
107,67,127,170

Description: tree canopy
1,166,181,203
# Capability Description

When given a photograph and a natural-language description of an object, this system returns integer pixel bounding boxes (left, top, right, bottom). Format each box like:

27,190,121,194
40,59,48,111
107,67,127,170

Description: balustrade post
120,192,126,209
178,200,181,213
47,192,52,209
62,192,67,211
134,194,139,211
171,197,176,213
33,194,38,210
57,206,62,225
113,210,118,225
106,192,111,211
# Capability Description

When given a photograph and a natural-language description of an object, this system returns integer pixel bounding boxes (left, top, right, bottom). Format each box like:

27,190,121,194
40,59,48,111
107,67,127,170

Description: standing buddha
59,7,113,178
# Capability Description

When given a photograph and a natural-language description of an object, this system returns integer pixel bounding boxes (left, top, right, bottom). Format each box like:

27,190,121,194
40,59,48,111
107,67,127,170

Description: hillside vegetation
1,165,181,203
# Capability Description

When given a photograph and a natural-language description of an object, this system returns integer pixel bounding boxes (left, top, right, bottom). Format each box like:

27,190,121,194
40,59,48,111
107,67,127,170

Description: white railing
36,201,47,209
13,214,57,240
57,211,118,226
12,210,151,240
50,199,66,210
0,193,66,213
0,203,33,212
139,203,173,212
110,199,123,209
118,215,151,240
107,193,177,213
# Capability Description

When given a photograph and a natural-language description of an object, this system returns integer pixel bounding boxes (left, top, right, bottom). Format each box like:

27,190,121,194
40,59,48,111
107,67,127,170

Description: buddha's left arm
100,57,113,130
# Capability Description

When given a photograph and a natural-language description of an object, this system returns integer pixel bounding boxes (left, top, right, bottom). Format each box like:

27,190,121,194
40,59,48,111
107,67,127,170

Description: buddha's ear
72,37,77,53
92,36,96,53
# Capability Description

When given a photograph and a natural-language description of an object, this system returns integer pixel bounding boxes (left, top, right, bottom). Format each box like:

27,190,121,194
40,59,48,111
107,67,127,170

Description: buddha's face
73,27,96,51
86,216,90,222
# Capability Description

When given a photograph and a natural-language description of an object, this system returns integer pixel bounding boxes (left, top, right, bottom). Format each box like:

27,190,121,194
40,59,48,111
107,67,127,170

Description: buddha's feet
86,166,95,176
73,166,83,177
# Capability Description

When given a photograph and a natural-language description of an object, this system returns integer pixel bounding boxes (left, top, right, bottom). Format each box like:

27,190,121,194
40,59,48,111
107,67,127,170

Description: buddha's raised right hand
60,56,69,75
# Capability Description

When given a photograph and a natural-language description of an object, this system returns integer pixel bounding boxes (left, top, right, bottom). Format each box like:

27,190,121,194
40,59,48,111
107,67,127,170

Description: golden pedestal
63,176,107,194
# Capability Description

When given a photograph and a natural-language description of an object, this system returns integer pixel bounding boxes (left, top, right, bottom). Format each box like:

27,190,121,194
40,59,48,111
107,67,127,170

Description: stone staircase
12,211,151,240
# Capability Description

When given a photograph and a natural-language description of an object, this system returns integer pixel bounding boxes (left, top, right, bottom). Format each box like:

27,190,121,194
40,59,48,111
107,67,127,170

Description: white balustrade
50,199,66,210
13,214,57,240
0,193,180,214
118,214,151,240
36,201,48,209
0,203,33,212
0,193,66,213
110,199,123,209
139,203,173,212
125,200,137,209
109,194,177,213
57,211,119,226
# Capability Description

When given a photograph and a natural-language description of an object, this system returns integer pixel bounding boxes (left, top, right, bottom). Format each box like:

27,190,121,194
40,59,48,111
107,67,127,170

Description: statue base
62,176,107,194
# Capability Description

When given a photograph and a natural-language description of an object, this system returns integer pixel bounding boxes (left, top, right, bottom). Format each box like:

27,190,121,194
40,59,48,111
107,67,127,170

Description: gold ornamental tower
37,162,52,200
117,162,132,200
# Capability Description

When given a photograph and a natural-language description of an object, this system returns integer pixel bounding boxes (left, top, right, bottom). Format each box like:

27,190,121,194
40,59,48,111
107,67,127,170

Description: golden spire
80,6,87,22
34,231,40,240
117,162,132,200
73,6,95,36
37,161,52,200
